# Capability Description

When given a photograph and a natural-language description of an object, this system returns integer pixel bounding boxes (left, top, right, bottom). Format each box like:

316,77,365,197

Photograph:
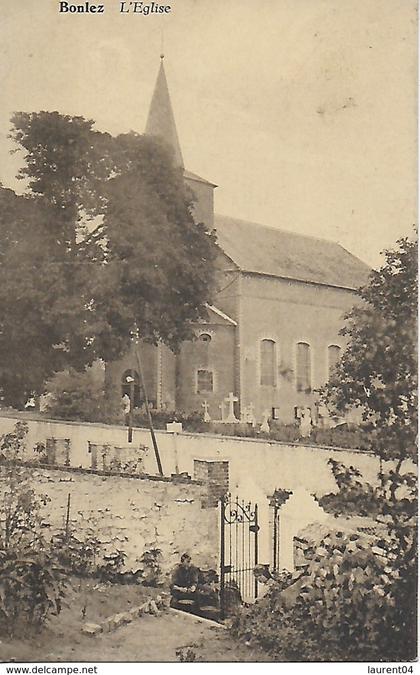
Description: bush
137,548,162,586
43,368,123,423
0,544,66,635
233,457,417,662
132,408,206,432
0,423,67,634
232,528,416,661
50,532,100,576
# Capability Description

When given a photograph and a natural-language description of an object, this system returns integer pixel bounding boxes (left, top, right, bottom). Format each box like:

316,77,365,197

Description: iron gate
219,494,259,619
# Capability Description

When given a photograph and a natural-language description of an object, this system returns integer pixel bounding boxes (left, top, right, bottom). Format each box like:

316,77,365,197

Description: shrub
0,543,66,635
137,548,162,586
50,532,100,576
232,528,416,661
233,458,417,662
0,423,67,634
43,368,123,423
132,408,206,432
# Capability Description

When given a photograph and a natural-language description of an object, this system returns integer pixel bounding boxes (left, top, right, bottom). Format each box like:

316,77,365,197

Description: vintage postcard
0,0,417,669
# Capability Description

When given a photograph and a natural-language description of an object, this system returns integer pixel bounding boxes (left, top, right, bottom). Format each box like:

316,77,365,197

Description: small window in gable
197,369,214,394
328,345,341,380
199,333,212,343
260,339,276,386
296,342,311,392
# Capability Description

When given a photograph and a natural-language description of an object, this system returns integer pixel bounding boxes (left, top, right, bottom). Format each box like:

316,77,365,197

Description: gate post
254,503,259,599
219,496,226,620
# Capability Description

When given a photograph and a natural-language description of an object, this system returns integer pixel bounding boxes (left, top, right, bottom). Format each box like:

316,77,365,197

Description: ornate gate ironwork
219,494,259,619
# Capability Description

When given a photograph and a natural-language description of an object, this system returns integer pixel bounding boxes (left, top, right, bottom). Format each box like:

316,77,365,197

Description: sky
0,0,417,268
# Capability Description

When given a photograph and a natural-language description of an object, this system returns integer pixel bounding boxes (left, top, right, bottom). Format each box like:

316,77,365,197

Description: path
1,610,272,663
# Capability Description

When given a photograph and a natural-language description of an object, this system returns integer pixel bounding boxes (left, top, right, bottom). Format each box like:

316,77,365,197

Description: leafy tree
0,113,216,406
10,111,112,248
99,134,216,351
321,235,417,463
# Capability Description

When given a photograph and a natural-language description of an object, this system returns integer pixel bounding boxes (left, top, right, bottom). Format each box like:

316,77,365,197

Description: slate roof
145,60,184,168
214,214,371,291
184,169,217,187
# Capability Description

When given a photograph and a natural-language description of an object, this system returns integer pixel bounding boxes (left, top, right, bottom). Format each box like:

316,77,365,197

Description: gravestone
201,400,211,423
260,409,270,433
224,392,239,423
299,407,312,438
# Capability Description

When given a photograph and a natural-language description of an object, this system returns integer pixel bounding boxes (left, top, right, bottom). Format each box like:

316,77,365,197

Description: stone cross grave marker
224,392,239,423
202,400,211,423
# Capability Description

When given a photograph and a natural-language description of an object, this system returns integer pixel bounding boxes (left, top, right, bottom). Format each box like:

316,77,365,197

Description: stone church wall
238,274,359,421
176,322,236,419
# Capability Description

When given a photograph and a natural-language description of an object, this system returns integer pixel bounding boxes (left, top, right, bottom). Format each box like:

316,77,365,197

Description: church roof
214,214,371,291
145,59,184,168
184,169,217,188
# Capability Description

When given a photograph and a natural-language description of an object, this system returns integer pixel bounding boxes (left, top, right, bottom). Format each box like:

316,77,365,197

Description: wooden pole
134,341,163,476
65,493,71,540
128,378,134,444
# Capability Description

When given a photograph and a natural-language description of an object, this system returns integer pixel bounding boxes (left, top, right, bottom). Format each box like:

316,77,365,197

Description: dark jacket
171,564,199,590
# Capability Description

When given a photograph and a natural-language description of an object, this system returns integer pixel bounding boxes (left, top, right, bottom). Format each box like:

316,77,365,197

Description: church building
106,58,370,425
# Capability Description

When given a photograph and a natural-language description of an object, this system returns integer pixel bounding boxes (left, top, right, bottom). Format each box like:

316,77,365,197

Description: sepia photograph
0,0,417,668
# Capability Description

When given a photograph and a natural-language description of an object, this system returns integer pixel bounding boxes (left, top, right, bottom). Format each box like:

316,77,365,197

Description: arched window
328,345,341,380
121,369,141,408
296,342,311,392
260,339,276,386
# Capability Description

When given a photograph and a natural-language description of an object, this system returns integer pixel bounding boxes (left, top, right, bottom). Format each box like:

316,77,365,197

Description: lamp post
125,374,135,443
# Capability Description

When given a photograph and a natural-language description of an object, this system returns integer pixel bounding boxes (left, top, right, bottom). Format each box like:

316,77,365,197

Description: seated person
170,553,199,609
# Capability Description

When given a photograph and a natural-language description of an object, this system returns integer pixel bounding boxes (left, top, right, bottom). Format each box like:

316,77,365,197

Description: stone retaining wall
0,463,219,575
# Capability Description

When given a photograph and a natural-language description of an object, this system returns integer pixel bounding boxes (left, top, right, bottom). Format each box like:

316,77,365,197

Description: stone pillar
278,487,328,571
194,460,229,508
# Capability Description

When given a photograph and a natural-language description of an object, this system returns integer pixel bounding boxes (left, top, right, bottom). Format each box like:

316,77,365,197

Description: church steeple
145,56,184,168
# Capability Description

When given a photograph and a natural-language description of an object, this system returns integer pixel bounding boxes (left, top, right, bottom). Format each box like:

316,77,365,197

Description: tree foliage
233,459,417,662
0,112,216,406
322,235,417,462
43,368,123,423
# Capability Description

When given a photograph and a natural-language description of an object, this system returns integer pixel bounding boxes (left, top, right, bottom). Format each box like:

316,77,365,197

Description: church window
260,339,276,386
121,369,141,408
296,342,311,392
199,333,212,343
328,345,341,379
197,369,213,394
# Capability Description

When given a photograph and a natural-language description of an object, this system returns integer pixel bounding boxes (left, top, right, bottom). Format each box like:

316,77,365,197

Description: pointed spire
145,58,184,168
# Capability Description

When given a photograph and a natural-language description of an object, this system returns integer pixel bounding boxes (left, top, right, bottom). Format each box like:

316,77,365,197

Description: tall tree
0,114,216,406
322,234,417,463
